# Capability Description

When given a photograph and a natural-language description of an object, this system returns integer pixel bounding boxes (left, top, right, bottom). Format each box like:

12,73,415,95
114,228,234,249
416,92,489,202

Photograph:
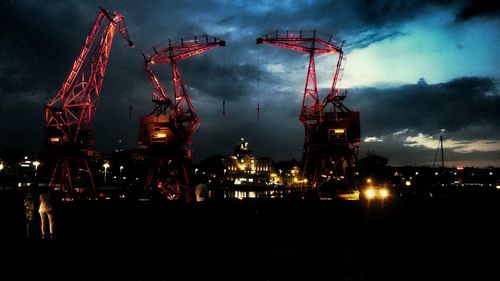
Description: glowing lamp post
0,161,3,190
33,161,40,180
103,163,110,184
119,165,124,183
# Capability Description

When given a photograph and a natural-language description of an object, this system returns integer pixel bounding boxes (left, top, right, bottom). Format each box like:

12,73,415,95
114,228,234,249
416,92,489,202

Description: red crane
44,8,133,195
257,30,360,189
140,35,225,200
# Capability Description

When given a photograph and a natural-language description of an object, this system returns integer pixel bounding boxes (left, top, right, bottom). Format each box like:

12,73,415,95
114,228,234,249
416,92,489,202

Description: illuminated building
222,138,274,185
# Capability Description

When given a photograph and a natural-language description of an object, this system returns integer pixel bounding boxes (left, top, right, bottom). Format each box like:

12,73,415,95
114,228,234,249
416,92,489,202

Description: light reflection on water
223,189,293,199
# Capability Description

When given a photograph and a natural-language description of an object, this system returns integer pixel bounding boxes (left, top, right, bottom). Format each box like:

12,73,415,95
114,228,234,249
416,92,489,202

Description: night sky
1,0,499,167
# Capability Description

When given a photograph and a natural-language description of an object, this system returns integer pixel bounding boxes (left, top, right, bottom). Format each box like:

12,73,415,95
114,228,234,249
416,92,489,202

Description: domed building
222,138,274,185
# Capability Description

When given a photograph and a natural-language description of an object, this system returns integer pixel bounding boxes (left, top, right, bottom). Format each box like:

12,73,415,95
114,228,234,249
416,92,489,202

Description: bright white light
379,188,389,198
364,136,383,143
365,188,376,199
393,129,409,136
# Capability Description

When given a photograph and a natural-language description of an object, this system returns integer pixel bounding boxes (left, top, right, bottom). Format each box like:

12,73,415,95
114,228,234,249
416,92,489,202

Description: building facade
222,138,274,185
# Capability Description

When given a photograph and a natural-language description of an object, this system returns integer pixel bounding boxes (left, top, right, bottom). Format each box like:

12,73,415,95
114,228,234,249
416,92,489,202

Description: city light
379,188,389,198
103,163,110,184
364,187,390,200
20,156,31,167
365,188,376,199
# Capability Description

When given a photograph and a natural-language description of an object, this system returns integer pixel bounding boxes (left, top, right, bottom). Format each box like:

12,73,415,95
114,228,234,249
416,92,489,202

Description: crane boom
257,30,343,142
144,35,225,144
46,8,133,146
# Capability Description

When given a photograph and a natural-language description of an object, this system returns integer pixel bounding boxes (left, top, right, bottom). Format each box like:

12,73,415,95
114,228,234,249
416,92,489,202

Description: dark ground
1,189,499,281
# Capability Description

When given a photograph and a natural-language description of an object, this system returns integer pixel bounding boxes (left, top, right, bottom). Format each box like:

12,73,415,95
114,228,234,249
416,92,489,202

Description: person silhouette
38,187,55,239
23,186,36,239
195,176,209,203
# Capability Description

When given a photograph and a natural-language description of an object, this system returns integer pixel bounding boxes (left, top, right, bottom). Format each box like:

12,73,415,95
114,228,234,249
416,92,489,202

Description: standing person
39,187,55,240
23,186,36,239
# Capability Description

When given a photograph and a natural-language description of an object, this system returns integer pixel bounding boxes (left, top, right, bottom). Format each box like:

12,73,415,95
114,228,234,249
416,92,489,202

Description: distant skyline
1,0,499,167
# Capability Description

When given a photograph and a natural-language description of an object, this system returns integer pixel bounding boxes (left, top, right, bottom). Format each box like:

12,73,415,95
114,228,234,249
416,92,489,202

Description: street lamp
366,178,372,186
120,165,124,182
103,163,110,184
33,161,40,180
0,161,3,190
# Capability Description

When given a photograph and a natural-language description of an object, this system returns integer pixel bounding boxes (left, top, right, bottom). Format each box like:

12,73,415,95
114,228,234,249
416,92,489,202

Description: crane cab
323,111,360,145
138,115,175,146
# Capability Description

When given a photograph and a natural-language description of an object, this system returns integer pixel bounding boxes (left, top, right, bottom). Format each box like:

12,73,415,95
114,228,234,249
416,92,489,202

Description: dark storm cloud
347,77,500,138
190,93,305,163
456,0,500,22
174,57,269,101
345,29,405,50
0,1,86,100
345,0,500,28
0,68,34,96
0,94,44,149
204,1,499,52
348,0,437,27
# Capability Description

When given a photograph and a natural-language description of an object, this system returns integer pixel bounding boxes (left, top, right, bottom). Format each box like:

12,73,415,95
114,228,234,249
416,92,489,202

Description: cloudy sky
1,0,499,167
